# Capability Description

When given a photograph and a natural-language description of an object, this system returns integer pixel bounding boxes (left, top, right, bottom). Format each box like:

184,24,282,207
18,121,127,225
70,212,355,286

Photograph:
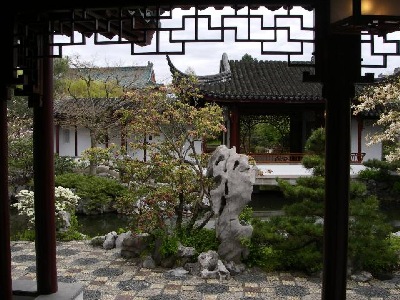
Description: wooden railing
247,152,366,164
350,152,366,164
203,146,366,164
247,153,304,164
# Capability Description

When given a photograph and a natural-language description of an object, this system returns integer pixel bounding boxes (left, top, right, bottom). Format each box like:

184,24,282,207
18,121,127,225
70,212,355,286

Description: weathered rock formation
206,145,256,263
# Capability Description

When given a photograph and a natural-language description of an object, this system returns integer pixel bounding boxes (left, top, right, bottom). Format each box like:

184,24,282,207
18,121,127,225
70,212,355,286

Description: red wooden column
55,124,60,154
357,116,363,162
0,10,15,300
0,86,12,300
32,35,58,294
229,106,240,151
74,125,78,157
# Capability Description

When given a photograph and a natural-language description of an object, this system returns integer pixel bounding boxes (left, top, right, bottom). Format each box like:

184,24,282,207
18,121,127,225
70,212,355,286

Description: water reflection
77,213,130,237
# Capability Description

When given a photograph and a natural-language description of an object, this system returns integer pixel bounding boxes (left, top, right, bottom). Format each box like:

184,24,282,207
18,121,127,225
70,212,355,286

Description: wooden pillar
322,33,361,300
0,88,12,300
55,124,60,154
229,106,240,151
32,35,58,295
357,116,363,162
74,125,78,157
0,10,15,300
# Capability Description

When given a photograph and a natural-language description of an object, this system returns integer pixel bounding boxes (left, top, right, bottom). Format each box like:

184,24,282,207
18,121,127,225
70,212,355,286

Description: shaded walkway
11,241,400,299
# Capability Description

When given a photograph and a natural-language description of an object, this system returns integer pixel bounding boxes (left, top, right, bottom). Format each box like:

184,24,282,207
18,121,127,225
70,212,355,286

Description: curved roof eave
166,54,232,84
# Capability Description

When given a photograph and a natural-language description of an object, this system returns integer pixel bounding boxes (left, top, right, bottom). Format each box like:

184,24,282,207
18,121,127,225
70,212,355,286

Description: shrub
11,186,85,241
244,128,399,275
349,195,399,275
55,173,129,214
8,135,34,192
179,227,219,254
54,154,77,175
12,187,80,229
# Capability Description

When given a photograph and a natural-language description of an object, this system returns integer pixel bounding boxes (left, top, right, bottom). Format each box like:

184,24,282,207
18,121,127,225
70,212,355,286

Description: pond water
10,190,400,237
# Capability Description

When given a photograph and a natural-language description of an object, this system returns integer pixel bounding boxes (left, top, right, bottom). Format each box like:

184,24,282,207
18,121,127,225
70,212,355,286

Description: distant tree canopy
240,115,290,153
241,53,258,62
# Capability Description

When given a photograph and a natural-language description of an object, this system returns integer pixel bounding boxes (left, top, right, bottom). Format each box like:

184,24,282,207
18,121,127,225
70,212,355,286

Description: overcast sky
56,6,400,84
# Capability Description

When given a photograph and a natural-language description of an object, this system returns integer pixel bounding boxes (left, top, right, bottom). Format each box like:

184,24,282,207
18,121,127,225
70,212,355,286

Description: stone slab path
10,241,400,299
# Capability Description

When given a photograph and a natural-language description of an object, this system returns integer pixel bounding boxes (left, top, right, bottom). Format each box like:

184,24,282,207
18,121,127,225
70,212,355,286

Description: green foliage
239,205,254,225
363,158,400,171
53,57,71,99
240,115,290,153
54,154,77,175
349,195,399,275
243,127,399,275
241,53,258,62
301,127,325,176
243,218,323,273
8,134,34,190
179,227,219,254
389,235,400,255
152,229,180,258
304,127,325,155
11,229,36,241
277,176,325,204
114,79,225,235
301,155,324,176
359,159,398,180
11,223,87,242
78,145,117,174
56,214,87,241
55,173,128,214
358,158,400,201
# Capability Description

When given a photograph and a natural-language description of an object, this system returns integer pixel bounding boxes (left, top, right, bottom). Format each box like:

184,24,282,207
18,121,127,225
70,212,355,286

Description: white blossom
12,186,80,229
353,74,400,167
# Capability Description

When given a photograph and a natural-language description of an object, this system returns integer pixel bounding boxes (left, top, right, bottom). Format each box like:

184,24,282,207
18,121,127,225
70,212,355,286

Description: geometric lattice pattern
12,4,400,95
50,5,315,63
361,32,400,69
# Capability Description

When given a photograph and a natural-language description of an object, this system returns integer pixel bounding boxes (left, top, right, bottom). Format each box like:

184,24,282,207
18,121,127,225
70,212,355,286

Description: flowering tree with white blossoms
352,72,400,170
13,186,80,231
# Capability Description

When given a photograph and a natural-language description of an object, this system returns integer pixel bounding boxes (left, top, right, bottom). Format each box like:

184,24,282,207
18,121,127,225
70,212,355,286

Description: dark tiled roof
54,97,131,118
167,53,323,103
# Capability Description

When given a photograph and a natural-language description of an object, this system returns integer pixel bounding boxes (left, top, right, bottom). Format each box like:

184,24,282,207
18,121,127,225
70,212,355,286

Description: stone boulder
120,233,152,259
206,145,255,263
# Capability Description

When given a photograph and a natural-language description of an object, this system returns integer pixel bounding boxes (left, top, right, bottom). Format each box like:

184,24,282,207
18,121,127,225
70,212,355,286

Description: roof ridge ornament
166,54,232,84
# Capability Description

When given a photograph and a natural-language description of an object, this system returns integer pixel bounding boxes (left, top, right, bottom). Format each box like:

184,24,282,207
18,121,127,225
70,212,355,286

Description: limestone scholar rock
206,145,255,263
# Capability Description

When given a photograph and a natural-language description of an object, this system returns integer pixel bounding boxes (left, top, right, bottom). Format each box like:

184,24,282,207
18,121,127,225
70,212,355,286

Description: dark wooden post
357,116,363,162
55,124,60,154
74,125,78,157
0,86,12,300
32,35,58,294
0,10,15,300
229,106,240,151
322,33,361,300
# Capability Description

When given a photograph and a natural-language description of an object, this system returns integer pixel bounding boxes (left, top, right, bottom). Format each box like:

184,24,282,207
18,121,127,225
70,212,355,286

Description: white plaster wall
350,118,382,161
77,128,91,157
55,127,75,157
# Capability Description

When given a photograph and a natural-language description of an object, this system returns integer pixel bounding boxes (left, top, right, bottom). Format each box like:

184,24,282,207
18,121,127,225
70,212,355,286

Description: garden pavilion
1,1,399,300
